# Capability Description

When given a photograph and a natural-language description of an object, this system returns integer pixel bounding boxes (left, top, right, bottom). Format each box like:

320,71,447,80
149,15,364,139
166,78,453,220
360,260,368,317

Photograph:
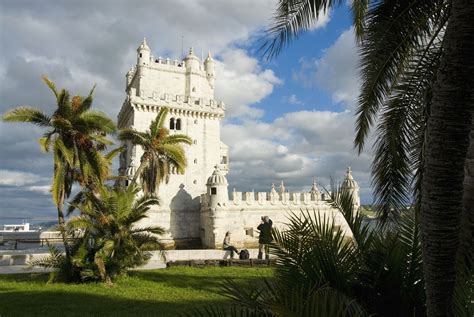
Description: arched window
169,118,175,130
176,118,181,130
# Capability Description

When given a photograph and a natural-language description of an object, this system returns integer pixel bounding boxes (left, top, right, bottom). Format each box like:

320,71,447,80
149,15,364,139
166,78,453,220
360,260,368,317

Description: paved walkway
0,249,270,274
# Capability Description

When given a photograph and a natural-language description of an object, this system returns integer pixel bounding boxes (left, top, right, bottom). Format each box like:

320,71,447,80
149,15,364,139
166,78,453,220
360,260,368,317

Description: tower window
211,187,217,195
194,119,198,124
140,53,142,58
176,118,181,130
221,156,228,164
169,118,175,130
194,159,197,164
192,87,196,92
193,140,197,145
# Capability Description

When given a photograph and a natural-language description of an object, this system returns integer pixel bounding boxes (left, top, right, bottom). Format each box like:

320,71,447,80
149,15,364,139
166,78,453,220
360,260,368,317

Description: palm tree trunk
456,122,474,310
57,204,70,259
420,0,474,315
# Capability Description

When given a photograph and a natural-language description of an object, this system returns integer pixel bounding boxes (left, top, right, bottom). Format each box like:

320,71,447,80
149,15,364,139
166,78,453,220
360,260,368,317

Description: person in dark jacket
223,231,239,259
257,216,273,259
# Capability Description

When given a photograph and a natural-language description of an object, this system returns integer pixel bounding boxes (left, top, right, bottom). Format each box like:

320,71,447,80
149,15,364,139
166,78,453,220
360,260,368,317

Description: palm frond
150,107,169,137
118,128,149,146
164,134,193,145
2,107,52,127
42,75,59,100
55,89,72,119
75,84,96,114
79,110,116,133
351,0,369,42
369,11,444,220
260,0,340,59
355,0,448,153
38,132,54,153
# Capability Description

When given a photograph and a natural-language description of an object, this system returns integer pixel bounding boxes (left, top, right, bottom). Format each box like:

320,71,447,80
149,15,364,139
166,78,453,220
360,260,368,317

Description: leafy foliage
31,184,165,283
206,186,425,316
118,107,192,194
2,76,117,261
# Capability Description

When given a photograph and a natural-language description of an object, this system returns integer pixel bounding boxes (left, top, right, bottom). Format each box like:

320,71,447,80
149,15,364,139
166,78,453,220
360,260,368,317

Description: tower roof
137,37,150,52
309,178,320,195
204,51,214,64
184,47,200,61
342,167,359,189
207,165,228,186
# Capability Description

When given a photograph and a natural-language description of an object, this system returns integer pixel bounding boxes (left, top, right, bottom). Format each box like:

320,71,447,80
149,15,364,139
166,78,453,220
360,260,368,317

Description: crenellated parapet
200,179,339,211
228,189,327,207
118,92,225,127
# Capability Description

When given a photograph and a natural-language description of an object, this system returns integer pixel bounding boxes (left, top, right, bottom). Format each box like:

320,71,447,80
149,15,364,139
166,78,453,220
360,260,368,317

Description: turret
206,165,228,209
204,51,215,88
137,38,151,66
125,67,135,88
309,178,320,201
341,167,361,209
184,47,200,71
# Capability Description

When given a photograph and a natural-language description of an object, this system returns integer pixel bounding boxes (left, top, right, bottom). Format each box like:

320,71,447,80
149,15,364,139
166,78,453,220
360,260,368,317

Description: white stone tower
117,39,229,247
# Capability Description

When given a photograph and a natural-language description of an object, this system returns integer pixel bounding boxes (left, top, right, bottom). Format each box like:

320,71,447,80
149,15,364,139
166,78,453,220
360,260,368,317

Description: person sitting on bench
223,231,239,259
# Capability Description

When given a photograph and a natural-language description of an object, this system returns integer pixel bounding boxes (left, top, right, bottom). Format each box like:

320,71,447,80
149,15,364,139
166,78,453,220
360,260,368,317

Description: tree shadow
169,184,201,248
0,269,272,316
0,289,230,316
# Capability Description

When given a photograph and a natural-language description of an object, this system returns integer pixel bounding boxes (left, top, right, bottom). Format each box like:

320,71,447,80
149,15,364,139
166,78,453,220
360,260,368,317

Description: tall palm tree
2,76,116,257
118,107,192,195
261,1,473,314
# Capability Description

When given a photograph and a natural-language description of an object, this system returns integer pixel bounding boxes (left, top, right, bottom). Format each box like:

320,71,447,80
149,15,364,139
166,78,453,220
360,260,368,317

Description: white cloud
308,9,331,30
222,109,373,202
26,185,51,195
282,94,305,105
215,49,282,119
0,169,42,186
293,28,360,107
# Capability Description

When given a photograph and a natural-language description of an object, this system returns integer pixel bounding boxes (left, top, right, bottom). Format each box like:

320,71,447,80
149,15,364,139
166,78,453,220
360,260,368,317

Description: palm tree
31,184,164,283
118,107,192,194
261,1,473,314
2,76,116,257
188,186,426,316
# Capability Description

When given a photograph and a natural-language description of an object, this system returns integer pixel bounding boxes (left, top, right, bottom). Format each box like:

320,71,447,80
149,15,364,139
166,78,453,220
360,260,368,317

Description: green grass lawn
0,267,273,317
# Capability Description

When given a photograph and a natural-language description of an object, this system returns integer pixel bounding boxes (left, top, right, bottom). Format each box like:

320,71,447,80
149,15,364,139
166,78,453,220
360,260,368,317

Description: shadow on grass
0,268,273,316
130,269,269,294
0,290,229,317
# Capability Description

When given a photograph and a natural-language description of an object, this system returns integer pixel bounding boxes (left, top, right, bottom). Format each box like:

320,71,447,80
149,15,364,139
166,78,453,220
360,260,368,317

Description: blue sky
0,1,373,224
256,7,354,119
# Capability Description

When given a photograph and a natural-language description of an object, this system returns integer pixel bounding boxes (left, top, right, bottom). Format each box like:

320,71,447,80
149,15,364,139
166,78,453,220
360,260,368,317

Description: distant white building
118,39,360,248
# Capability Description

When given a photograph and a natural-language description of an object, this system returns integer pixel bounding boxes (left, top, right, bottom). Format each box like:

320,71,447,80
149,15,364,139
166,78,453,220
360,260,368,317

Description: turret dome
204,51,214,64
137,38,150,52
342,167,359,189
207,165,228,186
184,47,200,62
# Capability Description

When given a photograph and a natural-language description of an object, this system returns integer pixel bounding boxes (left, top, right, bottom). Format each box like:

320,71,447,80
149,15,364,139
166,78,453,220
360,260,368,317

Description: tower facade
118,39,228,247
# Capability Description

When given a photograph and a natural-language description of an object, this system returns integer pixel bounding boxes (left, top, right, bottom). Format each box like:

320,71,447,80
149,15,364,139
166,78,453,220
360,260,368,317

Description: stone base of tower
136,205,203,249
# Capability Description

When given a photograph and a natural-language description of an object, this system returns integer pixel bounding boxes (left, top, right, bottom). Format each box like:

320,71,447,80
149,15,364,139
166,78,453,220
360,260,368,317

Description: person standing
257,216,273,260
223,231,239,259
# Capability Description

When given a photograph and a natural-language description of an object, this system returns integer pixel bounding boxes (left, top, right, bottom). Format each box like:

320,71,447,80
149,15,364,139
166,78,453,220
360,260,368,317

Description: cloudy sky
0,0,373,223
